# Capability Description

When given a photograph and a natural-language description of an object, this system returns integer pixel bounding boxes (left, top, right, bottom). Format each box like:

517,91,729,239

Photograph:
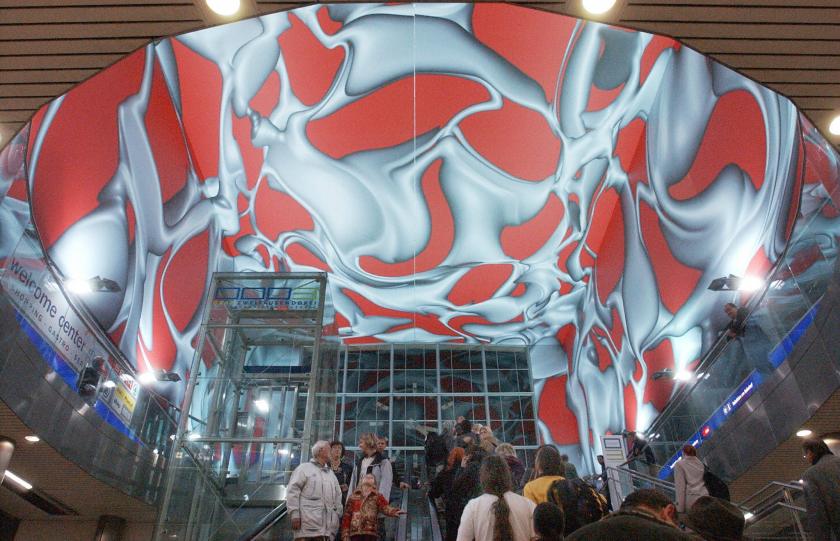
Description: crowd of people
283,420,783,541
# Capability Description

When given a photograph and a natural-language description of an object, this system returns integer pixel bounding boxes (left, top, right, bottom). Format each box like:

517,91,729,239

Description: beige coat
673,456,708,514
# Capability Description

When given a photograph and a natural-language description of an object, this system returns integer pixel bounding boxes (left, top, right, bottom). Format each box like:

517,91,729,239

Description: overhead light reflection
254,399,269,413
3,471,32,491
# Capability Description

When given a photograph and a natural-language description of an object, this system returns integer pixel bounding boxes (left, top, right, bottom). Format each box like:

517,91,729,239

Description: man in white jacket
286,440,343,540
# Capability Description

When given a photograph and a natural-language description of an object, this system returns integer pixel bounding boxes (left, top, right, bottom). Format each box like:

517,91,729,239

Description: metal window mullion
436,344,442,431
481,347,490,426
339,347,348,442
388,345,394,448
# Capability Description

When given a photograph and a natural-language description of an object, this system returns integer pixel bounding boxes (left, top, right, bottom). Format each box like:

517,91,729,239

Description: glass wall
326,345,538,467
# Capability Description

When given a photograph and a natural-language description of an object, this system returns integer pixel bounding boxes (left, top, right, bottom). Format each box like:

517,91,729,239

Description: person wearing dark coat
330,441,354,503
445,446,486,541
566,488,693,540
801,438,840,540
682,496,745,541
496,443,526,490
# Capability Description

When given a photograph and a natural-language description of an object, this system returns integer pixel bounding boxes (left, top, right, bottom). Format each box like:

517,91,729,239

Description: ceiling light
24,435,40,443
797,429,813,437
138,372,157,385
739,276,764,292
582,0,617,15
187,432,201,441
254,399,269,413
3,470,32,491
829,115,840,136
674,370,693,382
65,278,93,294
206,0,240,16
101,380,116,389
743,511,754,521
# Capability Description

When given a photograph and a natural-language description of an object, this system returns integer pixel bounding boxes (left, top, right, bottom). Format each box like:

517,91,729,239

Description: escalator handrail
236,501,288,541
645,266,790,438
396,487,409,541
427,493,443,541
607,465,676,491
739,481,805,515
396,452,411,541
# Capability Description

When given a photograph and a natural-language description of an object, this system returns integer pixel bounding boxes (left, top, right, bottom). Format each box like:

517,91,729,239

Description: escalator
608,465,811,541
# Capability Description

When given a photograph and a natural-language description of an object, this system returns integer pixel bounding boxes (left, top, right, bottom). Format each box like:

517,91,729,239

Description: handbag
702,463,730,501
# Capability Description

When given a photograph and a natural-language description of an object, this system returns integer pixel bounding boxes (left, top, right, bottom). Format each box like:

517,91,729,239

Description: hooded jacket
286,459,343,539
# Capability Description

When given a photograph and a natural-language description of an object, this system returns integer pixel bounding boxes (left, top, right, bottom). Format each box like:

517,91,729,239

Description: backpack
425,432,448,467
547,478,609,534
703,463,731,501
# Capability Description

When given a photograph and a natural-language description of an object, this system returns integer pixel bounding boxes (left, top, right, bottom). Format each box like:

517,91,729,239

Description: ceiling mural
7,2,839,467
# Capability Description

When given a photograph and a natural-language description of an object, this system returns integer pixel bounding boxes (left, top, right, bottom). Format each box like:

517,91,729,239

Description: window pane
517,370,531,392
497,351,516,369
359,350,378,370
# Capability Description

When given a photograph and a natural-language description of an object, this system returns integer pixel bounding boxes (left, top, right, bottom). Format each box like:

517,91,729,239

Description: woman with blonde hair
495,443,525,490
349,433,394,503
478,425,499,454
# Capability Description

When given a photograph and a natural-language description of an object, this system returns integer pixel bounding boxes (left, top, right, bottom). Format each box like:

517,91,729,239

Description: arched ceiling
0,0,839,152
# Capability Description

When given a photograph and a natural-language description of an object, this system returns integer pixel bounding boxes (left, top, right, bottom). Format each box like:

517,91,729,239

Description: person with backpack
546,474,609,535
456,455,537,541
524,446,565,504
673,445,708,517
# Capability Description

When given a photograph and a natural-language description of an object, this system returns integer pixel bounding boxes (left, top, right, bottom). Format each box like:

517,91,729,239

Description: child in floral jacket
341,473,405,541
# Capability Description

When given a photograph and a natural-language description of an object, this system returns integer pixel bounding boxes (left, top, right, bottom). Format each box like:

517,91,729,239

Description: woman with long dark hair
523,446,565,504
456,455,536,541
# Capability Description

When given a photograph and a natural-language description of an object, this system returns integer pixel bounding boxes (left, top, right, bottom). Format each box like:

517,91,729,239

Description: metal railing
739,482,810,541
604,465,676,510
396,488,410,541
427,493,443,541
236,502,288,541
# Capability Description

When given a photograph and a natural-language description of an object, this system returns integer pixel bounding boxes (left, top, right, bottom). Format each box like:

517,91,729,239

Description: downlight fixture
797,429,813,438
206,0,240,16
582,0,617,15
830,114,840,136
24,435,40,443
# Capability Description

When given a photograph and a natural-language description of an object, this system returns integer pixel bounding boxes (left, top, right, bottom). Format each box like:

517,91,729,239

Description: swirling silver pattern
16,3,830,470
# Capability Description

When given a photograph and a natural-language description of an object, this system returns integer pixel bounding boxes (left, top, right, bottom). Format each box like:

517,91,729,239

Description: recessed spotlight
582,0,617,15
206,0,240,16
797,429,813,437
101,380,117,389
830,115,840,136
24,435,40,443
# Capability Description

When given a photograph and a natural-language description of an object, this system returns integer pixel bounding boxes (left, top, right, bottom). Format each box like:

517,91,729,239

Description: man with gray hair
286,440,343,540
